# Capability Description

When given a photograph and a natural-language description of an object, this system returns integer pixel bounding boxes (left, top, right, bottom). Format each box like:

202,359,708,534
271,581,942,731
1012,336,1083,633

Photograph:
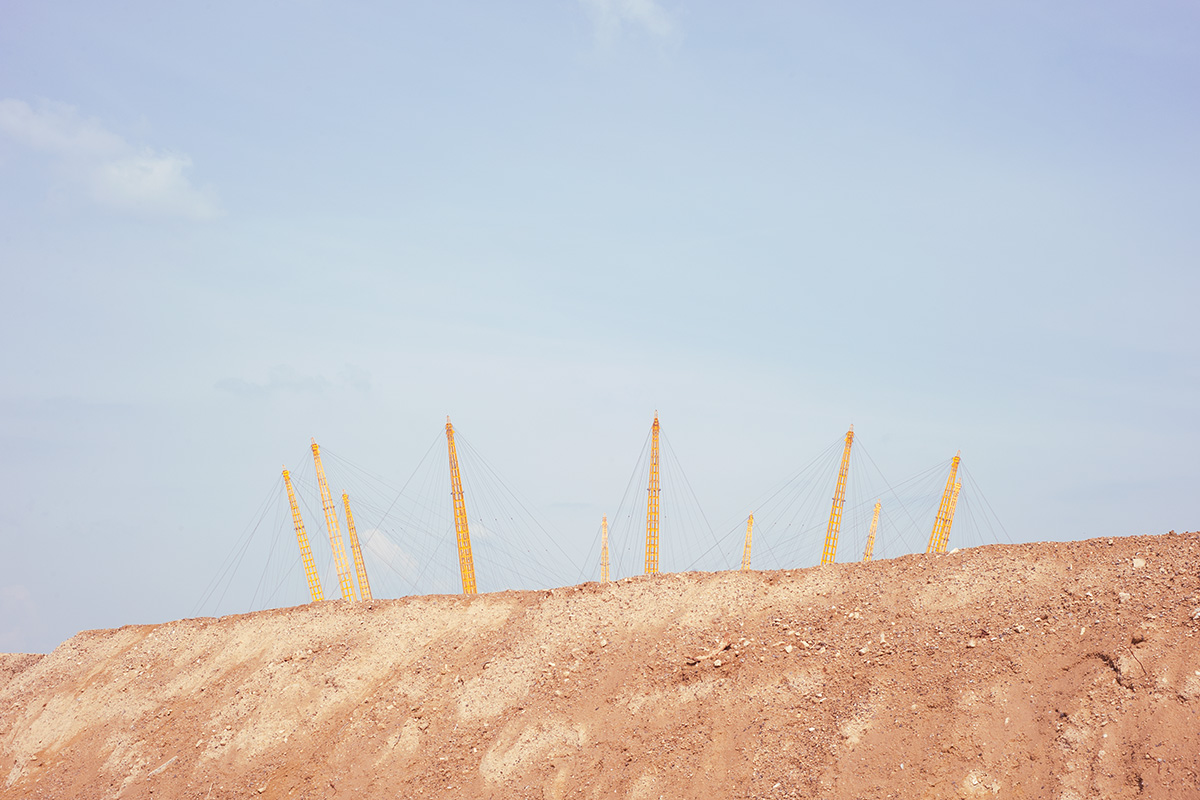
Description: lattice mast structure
342,493,373,601
741,514,755,571
312,439,358,601
644,412,662,575
945,482,962,545
862,500,881,562
282,467,324,602
821,426,855,565
600,515,610,583
926,452,962,553
445,417,478,595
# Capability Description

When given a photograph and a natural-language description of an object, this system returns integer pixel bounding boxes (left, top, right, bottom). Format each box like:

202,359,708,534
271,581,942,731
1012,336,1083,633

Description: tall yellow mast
644,412,661,575
862,500,881,563
446,417,478,595
342,493,373,601
740,513,755,571
312,439,357,601
282,467,323,602
926,452,962,554
821,426,854,565
600,515,610,583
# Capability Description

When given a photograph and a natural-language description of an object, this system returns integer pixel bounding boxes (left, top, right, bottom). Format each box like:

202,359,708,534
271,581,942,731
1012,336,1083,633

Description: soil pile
2,532,1198,799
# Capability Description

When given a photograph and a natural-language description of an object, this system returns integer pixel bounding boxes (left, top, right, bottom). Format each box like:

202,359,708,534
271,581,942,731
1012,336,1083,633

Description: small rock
714,660,723,667
1191,608,1200,620
967,639,977,648
785,645,794,654
1132,558,1146,569
600,639,608,647
1131,632,1145,645
1118,592,1131,604
858,646,869,655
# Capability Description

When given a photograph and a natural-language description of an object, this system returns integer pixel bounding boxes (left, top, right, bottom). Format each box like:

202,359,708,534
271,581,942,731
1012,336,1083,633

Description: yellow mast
821,426,854,565
282,467,323,602
644,412,661,575
862,500,881,563
446,417,478,595
342,493,373,601
939,481,963,552
740,513,754,571
312,439,357,600
600,515,610,583
926,452,962,554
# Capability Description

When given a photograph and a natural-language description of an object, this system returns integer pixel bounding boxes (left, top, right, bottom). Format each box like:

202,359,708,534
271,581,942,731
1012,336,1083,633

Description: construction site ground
2,532,1199,799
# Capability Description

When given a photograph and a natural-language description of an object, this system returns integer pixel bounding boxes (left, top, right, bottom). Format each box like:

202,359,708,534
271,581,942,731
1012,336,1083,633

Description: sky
1,1,1197,653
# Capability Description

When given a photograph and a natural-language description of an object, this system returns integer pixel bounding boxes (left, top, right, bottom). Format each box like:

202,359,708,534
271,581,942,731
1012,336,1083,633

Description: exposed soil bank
2,532,1198,799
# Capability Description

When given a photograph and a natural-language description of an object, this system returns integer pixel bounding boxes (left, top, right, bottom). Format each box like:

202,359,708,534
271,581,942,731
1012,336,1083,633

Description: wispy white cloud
214,364,373,398
579,0,676,42
0,98,221,220
338,364,373,392
363,530,418,576
215,365,331,397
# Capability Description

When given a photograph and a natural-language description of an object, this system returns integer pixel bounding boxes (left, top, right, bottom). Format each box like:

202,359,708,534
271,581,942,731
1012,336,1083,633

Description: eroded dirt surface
2,532,1199,799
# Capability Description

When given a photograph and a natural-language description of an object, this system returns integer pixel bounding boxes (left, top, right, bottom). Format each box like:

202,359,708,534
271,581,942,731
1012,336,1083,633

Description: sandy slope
2,532,1198,799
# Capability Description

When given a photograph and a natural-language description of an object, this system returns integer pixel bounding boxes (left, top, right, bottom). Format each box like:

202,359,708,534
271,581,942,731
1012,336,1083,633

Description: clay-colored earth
2,532,1199,799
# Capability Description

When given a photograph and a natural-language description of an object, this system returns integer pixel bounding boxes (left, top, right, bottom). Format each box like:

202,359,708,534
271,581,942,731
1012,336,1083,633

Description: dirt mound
2,532,1198,799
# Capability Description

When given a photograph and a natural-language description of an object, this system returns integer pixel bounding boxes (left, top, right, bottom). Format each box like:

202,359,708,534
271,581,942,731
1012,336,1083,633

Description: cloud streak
0,98,221,220
579,0,676,42
215,366,332,398
214,364,373,398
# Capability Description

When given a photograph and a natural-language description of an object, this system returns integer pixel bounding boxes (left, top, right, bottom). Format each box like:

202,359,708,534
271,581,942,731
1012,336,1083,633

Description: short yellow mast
821,426,854,565
282,467,323,602
644,412,661,575
863,500,881,562
342,493,373,601
740,513,755,571
312,439,357,601
600,515,610,583
926,452,962,554
446,417,478,595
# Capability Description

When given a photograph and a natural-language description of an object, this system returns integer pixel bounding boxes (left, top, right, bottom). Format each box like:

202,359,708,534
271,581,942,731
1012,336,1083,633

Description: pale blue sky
2,2,1197,653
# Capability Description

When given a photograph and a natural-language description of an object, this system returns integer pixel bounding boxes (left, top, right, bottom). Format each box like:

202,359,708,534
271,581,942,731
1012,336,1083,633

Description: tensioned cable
194,472,284,616
959,462,1013,545
456,432,581,576
853,438,939,556
661,431,720,555
604,423,654,580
